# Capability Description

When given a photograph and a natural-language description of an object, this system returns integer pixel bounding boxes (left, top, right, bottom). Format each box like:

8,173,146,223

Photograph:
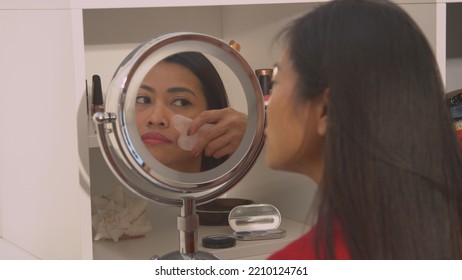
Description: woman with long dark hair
266,0,462,259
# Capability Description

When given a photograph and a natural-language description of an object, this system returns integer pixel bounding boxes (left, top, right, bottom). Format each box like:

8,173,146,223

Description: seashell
91,186,152,242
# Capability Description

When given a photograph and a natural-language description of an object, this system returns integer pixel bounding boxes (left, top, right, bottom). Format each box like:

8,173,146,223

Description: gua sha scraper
171,114,214,151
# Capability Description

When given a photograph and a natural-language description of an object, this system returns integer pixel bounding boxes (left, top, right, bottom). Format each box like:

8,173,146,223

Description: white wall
0,9,92,259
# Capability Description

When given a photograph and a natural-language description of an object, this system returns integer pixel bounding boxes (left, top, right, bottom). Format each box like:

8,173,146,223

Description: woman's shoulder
267,229,318,260
267,222,350,260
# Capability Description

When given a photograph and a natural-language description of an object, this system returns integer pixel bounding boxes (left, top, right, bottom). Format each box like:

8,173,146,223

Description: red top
268,222,350,260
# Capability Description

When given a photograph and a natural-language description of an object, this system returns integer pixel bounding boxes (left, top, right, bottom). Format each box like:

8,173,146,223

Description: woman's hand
188,108,247,159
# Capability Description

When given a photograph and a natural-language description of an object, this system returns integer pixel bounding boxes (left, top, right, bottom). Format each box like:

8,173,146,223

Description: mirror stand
152,197,219,260
94,113,219,260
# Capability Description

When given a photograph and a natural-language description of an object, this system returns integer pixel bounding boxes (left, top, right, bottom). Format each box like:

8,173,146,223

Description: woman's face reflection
136,61,207,173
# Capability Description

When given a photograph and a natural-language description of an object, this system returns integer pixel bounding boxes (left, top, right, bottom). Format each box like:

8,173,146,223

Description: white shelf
93,206,310,260
83,0,319,255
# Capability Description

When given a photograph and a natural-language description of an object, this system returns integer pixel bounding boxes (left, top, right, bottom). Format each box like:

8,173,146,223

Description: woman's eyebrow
140,84,155,93
139,85,197,97
167,87,197,97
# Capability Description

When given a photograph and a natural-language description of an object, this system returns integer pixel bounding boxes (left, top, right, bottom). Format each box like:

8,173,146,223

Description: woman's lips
141,132,173,145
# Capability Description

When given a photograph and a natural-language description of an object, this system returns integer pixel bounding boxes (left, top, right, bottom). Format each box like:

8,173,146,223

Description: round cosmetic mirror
94,32,265,207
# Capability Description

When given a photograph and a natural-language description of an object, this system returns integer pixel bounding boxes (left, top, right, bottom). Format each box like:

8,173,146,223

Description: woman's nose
147,105,171,128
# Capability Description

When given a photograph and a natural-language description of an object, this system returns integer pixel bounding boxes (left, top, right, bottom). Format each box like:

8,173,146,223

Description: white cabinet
0,0,460,259
0,8,92,259
85,3,320,260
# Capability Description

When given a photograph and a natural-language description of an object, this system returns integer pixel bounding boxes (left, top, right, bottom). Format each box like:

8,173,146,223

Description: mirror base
151,250,220,260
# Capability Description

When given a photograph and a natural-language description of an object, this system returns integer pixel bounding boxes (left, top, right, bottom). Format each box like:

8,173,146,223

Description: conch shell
92,186,152,242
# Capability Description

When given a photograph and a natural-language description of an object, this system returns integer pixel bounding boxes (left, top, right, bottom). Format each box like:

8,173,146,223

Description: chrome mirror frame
94,32,265,206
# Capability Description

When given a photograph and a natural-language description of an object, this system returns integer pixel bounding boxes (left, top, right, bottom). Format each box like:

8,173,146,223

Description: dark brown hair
283,0,462,259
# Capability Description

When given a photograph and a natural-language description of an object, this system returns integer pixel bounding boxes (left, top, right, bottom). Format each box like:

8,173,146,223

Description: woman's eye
172,99,191,107
136,96,151,104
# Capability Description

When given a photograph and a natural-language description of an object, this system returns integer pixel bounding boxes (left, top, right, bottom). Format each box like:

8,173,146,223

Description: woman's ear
317,89,329,136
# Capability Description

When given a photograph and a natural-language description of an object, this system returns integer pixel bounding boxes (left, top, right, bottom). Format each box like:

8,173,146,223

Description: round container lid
202,234,236,249
228,204,281,232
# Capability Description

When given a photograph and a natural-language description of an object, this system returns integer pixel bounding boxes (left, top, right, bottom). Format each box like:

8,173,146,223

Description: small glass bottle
255,69,273,105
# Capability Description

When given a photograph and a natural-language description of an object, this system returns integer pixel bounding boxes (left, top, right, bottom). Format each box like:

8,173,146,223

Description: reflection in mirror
135,52,247,173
